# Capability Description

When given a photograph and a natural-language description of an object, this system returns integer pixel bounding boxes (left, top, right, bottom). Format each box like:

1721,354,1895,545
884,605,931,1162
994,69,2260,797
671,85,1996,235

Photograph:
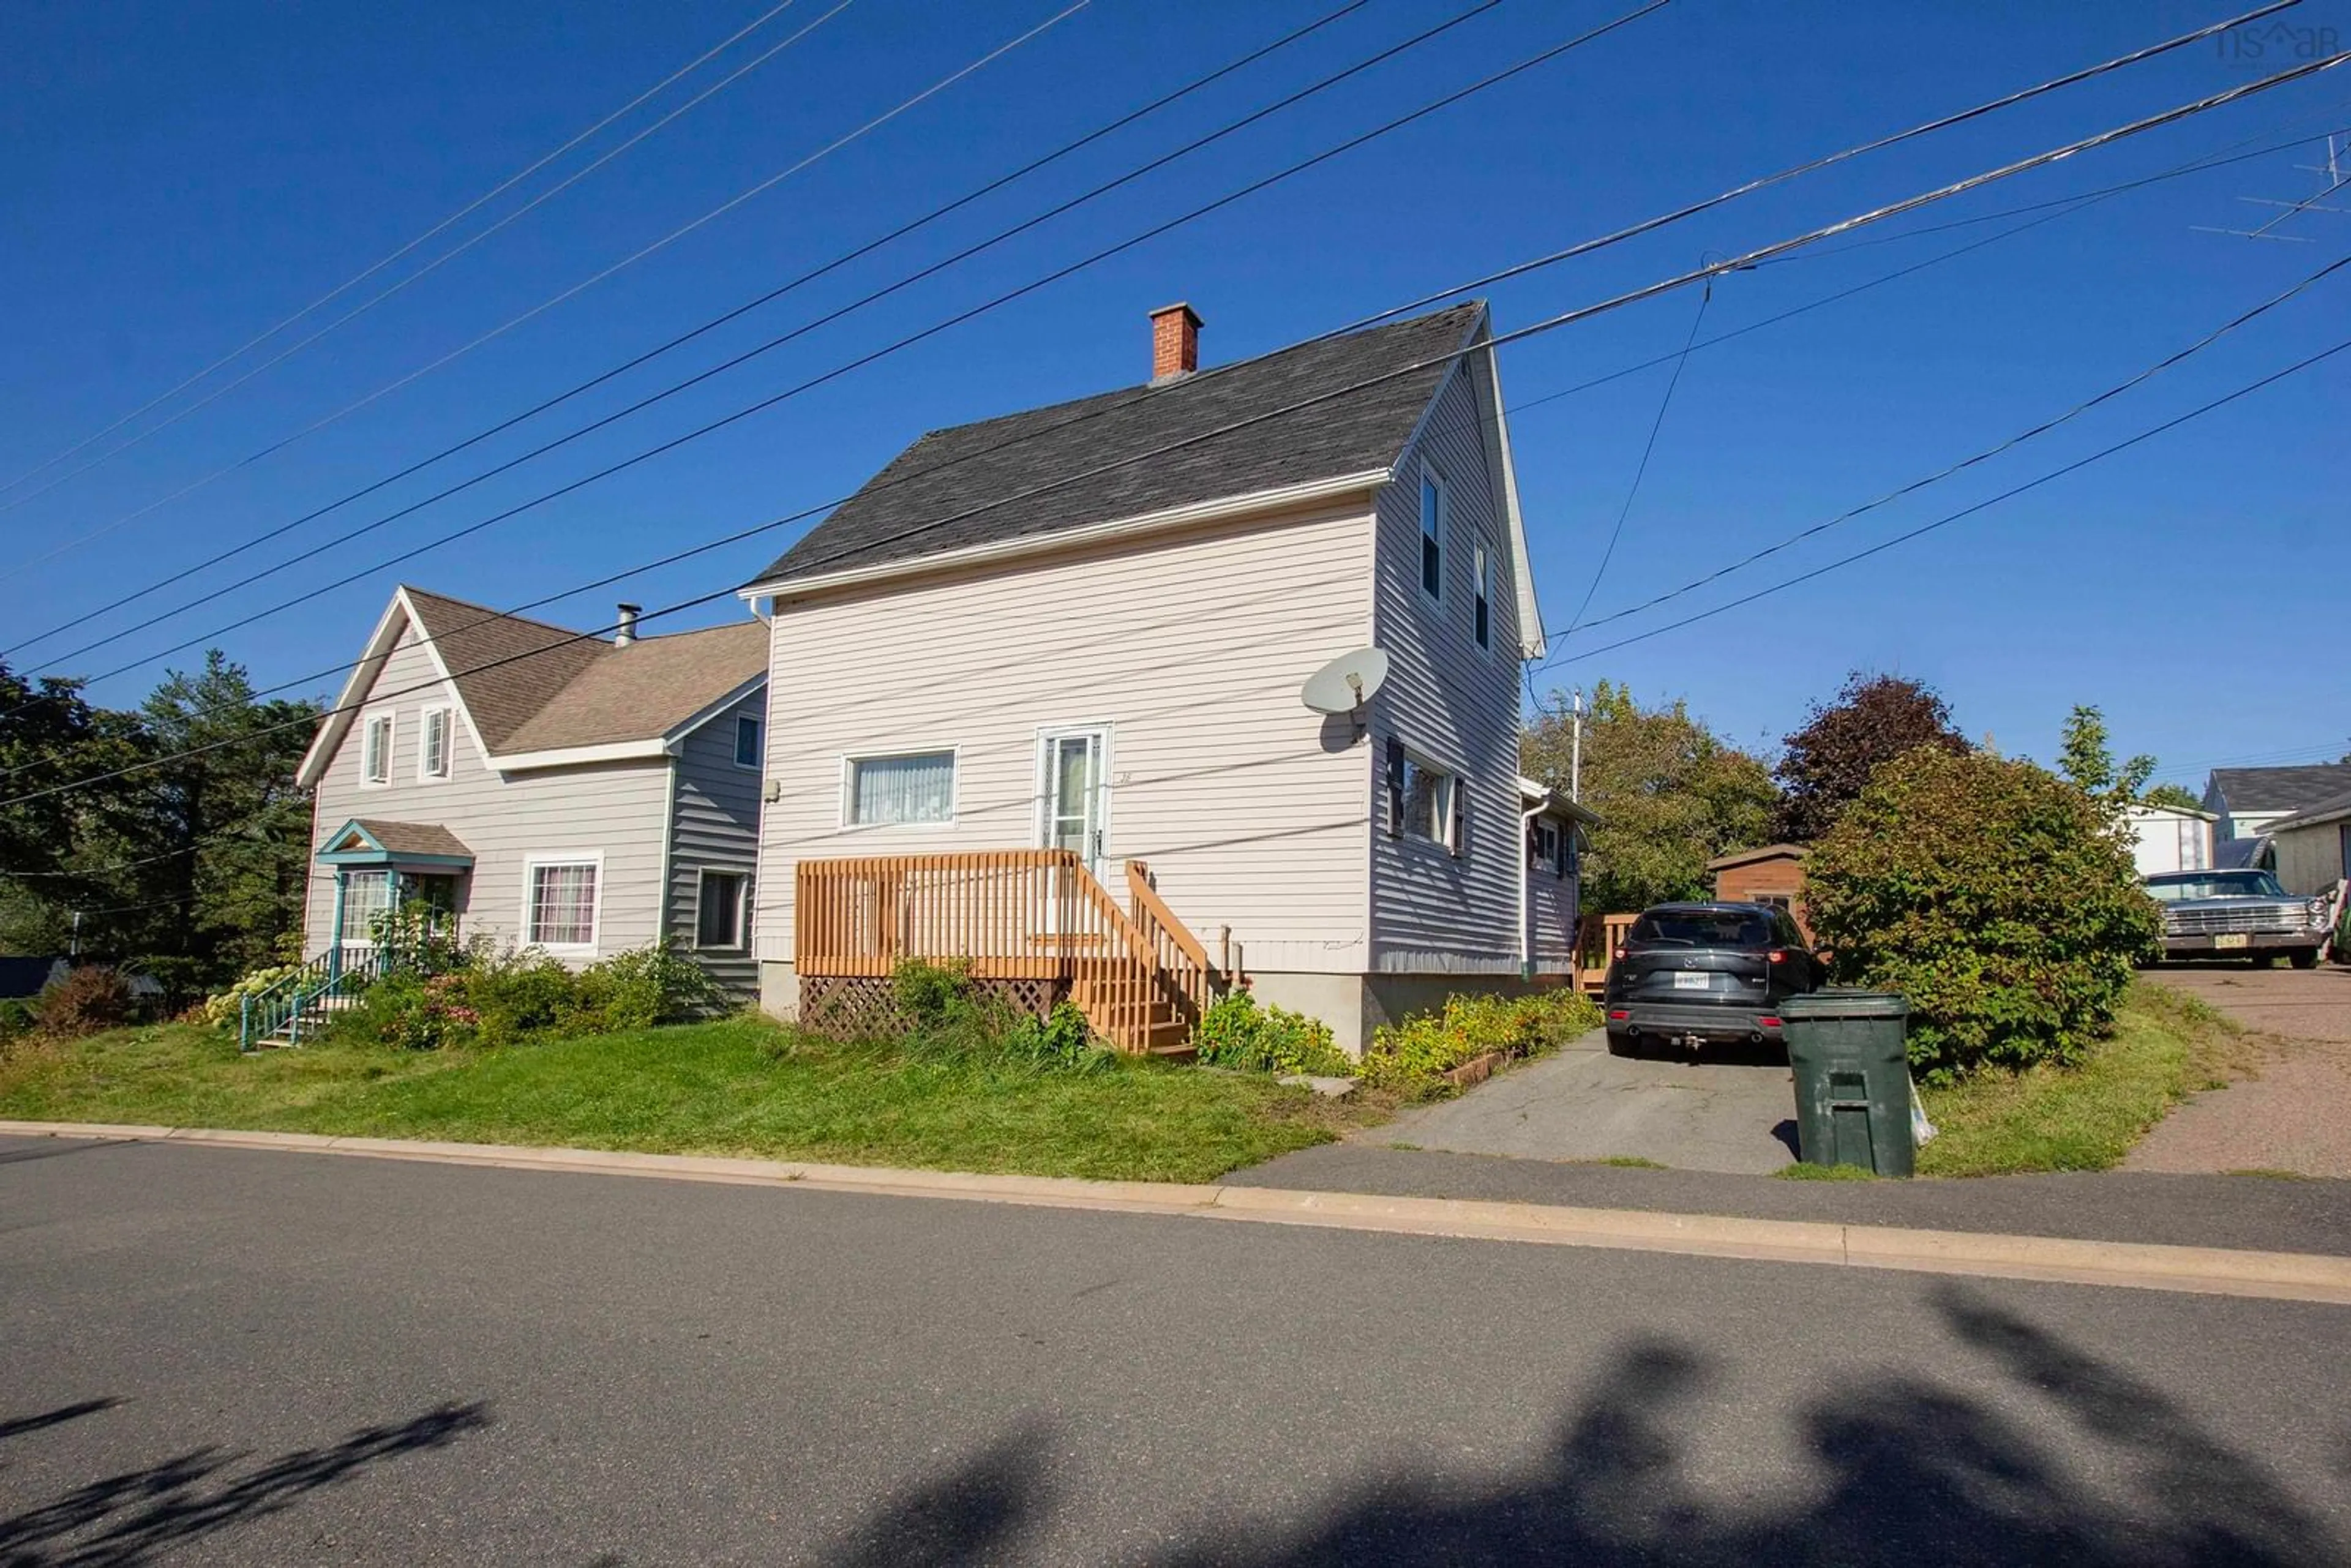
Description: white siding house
740,301,1581,1049
295,587,768,992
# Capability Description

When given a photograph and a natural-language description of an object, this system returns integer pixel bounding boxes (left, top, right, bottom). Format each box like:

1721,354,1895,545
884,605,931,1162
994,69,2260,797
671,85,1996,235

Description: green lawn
1913,981,2243,1177
0,1015,1385,1184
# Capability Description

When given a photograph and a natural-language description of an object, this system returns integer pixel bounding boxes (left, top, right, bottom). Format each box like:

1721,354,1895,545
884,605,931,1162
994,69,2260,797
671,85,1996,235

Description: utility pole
1570,688,1586,805
69,909,81,959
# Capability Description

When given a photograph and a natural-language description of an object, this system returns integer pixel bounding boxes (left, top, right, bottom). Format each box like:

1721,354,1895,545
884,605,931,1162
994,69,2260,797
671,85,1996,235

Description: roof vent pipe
615,602,641,647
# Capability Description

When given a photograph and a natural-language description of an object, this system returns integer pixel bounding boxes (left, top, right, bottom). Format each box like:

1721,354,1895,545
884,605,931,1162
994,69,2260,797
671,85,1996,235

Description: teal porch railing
238,940,445,1052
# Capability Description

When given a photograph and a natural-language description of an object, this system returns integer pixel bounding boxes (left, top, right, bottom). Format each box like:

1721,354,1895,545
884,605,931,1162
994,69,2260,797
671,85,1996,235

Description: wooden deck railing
1573,912,1639,993
795,849,1224,1051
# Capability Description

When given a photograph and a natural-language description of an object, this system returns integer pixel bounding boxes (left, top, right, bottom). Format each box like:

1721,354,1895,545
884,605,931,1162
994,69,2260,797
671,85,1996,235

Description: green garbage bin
1782,990,1916,1177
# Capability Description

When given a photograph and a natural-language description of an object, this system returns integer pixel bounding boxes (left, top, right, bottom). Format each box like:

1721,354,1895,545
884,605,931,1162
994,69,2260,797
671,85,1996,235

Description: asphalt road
6,1135,2350,1565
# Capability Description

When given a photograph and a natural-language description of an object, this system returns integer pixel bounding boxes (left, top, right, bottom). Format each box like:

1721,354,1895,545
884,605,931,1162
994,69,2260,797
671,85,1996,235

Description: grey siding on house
1365,351,1526,974
302,622,673,964
666,691,765,996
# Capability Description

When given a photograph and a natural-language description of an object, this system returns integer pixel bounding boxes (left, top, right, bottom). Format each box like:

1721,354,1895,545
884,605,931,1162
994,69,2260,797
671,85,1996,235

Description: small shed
2123,803,2217,877
1707,844,1811,937
2258,786,2351,897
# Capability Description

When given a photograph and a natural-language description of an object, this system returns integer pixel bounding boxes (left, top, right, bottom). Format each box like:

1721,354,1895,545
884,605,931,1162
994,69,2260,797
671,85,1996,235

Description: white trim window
1402,752,1455,847
339,869,394,943
733,714,763,770
1473,541,1493,651
844,749,956,827
524,858,601,951
694,868,749,950
360,711,394,787
1419,465,1446,604
418,705,452,781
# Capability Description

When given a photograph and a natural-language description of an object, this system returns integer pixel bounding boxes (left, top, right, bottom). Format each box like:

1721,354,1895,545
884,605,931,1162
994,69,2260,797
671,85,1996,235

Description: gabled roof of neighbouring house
2208,762,2351,815
744,302,1488,590
296,588,769,786
1707,843,1809,872
2263,784,2351,835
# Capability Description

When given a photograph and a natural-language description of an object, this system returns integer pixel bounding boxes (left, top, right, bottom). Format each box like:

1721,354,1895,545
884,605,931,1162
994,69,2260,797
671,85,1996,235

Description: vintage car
2143,869,2329,968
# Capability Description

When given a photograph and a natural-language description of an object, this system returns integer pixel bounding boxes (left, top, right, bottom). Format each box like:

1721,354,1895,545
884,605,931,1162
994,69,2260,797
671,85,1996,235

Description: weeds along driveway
2129,966,2351,1179
1375,1028,1798,1176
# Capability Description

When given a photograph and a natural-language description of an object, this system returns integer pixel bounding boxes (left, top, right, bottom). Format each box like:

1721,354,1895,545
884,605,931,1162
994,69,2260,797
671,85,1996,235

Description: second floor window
1474,542,1493,650
735,715,762,770
361,713,392,785
420,707,451,779
1419,468,1445,602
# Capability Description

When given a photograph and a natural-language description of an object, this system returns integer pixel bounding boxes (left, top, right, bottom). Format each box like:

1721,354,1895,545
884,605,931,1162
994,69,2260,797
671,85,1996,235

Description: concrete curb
6,1119,2349,1305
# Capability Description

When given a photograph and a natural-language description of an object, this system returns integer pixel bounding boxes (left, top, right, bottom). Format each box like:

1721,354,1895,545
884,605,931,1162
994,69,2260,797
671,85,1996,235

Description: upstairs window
419,706,451,780
1419,468,1445,602
361,713,393,786
1403,754,1455,847
1474,542,1493,650
735,715,763,770
847,750,956,826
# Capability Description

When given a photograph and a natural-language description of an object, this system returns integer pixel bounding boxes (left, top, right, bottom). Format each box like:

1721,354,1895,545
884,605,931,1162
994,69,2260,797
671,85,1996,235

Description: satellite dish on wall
1300,647,1390,715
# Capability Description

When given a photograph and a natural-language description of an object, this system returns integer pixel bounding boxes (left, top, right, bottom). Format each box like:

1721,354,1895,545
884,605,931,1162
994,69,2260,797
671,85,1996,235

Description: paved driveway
2129,965,2351,1179
1377,1029,1799,1174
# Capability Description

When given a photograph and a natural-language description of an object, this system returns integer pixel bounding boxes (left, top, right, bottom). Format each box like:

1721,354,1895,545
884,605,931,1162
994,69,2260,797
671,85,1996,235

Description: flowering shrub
199,964,306,1030
326,940,723,1051
1193,990,1352,1078
1357,988,1602,1100
34,966,138,1040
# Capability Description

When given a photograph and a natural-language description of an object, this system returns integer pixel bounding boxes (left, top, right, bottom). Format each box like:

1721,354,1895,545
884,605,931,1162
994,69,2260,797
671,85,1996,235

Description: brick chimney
1150,302,1201,384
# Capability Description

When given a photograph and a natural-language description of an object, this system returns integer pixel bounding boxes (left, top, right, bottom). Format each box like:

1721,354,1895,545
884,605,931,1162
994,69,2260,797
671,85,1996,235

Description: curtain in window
530,863,598,947
851,752,954,824
340,871,392,942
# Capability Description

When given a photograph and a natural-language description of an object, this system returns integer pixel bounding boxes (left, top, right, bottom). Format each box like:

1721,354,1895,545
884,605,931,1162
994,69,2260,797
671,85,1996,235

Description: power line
0,0,864,532
6,0,2274,681
9,46,2344,808
1504,118,2351,421
1531,331,2351,673
0,0,814,506
3,0,1094,583
1556,247,2351,640
4,0,1662,698
1555,274,1712,637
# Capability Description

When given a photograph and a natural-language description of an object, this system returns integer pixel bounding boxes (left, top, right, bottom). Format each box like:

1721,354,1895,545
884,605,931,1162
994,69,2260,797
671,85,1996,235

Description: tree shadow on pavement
820,1288,2342,1566
0,1399,489,1567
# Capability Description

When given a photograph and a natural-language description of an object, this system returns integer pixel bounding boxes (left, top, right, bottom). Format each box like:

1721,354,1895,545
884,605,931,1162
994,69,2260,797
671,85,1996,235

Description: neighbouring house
1707,844,1811,937
2259,786,2351,896
2123,802,2217,877
2203,763,2351,842
738,300,1572,1051
0,956,68,1003
294,587,770,994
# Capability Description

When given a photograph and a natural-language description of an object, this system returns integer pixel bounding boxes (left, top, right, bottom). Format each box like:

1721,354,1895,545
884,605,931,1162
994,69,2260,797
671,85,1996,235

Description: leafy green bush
1358,988,1602,1099
1804,748,2162,1081
1194,990,1351,1077
0,998,35,1045
199,963,306,1030
1003,1002,1109,1073
324,940,723,1051
800,960,1114,1075
34,965,137,1040
565,942,725,1035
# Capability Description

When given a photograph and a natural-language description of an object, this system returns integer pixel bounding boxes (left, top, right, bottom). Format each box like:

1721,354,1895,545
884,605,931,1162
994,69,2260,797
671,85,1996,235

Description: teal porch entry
317,819,475,956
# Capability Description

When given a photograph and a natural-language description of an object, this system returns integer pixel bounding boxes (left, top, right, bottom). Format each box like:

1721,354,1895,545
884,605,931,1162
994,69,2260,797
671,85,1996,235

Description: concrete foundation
758,960,801,1021
1249,969,1572,1056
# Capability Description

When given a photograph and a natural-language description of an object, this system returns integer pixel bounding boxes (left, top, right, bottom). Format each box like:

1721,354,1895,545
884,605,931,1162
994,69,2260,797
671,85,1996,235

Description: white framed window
1533,819,1561,876
843,749,956,827
339,870,393,943
523,857,601,952
694,869,749,950
1401,752,1455,847
1419,465,1446,604
1473,541,1493,651
360,711,394,786
418,705,452,781
733,714,762,770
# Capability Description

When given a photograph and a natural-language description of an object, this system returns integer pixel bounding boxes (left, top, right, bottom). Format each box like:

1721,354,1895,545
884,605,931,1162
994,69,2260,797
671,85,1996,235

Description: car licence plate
2214,933,2250,950
1673,971,1711,990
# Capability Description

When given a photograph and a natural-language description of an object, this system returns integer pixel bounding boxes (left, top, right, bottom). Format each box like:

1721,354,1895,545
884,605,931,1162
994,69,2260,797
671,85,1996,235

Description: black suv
1603,902,1826,1056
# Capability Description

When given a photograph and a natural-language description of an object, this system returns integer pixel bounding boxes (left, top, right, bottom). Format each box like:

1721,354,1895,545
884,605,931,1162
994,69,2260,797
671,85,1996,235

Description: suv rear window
1629,910,1774,948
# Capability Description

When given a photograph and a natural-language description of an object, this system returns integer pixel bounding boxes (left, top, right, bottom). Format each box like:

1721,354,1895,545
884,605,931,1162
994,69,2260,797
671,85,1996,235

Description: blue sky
3,0,2346,792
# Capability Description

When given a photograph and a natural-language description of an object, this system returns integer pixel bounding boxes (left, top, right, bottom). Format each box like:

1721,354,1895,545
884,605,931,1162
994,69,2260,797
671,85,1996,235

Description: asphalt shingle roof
2263,783,2351,835
2210,763,2351,816
397,589,767,755
348,820,475,859
748,302,1485,587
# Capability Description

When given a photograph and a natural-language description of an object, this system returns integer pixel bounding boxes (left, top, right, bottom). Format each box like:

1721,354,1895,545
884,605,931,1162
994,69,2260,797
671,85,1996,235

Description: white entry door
1037,726,1110,879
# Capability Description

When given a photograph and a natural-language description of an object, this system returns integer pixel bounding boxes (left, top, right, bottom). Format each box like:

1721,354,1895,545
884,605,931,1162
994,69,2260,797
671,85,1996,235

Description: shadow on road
0,1399,489,1566
820,1287,2344,1566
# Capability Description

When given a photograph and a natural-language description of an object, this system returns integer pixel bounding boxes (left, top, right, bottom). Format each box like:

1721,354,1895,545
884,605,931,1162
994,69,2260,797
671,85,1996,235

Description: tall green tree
1523,681,1778,913
2057,703,2158,807
1772,672,1968,842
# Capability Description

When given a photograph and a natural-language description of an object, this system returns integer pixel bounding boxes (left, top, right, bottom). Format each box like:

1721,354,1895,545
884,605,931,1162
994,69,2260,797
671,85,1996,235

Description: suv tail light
1612,945,1627,962
1767,949,1787,964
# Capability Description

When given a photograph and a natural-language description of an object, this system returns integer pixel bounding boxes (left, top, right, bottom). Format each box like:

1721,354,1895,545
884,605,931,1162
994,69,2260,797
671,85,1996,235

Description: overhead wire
7,42,2345,808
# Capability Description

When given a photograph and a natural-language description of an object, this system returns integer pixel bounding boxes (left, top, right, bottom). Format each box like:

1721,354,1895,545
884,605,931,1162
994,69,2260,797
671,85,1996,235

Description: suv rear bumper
2161,930,2321,957
1606,1001,1783,1043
